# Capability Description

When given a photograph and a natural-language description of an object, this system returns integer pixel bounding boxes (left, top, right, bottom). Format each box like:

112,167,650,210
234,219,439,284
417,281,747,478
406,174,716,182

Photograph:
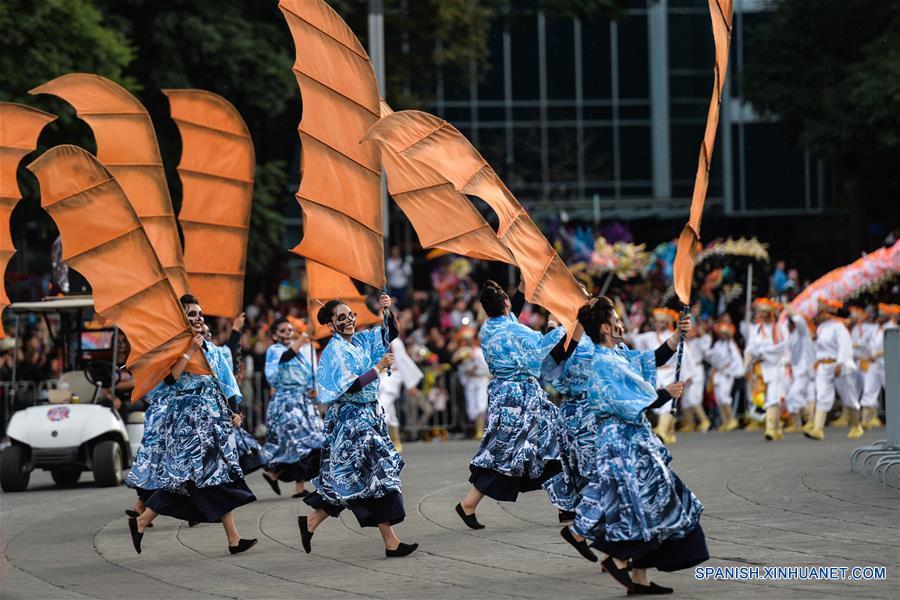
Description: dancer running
297,294,418,558
261,318,323,498
455,280,574,529
126,294,257,555
563,297,708,594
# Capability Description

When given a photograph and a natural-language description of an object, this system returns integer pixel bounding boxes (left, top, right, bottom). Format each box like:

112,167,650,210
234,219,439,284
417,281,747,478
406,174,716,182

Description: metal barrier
850,328,899,487
399,369,464,438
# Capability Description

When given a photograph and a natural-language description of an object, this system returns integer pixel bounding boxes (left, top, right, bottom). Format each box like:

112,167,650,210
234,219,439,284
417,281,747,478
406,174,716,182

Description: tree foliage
742,0,900,164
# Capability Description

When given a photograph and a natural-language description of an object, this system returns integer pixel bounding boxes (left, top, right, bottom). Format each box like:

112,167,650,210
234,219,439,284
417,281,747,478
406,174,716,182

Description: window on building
546,18,576,101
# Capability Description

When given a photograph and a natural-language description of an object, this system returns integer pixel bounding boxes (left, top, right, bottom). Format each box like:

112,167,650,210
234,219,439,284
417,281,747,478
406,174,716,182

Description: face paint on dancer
273,320,294,346
184,303,204,332
330,304,357,336
609,311,626,343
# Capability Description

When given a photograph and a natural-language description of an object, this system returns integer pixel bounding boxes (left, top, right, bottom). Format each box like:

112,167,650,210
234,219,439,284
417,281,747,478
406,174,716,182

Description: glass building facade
419,0,826,223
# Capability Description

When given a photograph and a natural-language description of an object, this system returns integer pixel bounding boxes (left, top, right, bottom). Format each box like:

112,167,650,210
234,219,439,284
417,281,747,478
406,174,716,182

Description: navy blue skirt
272,447,321,483
591,524,709,572
469,460,562,502
146,480,256,524
135,487,153,503
304,489,406,528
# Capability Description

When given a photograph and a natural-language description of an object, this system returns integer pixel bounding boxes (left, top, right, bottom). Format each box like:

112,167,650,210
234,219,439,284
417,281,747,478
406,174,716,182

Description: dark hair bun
480,280,509,317
317,299,345,325
578,296,616,342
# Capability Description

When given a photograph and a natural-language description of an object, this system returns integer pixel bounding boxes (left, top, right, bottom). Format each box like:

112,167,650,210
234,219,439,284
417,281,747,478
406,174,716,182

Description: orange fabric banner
373,102,515,265
366,110,587,334
279,0,385,288
27,145,209,400
306,260,381,340
164,89,255,319
672,0,733,305
30,74,189,297
1,103,56,321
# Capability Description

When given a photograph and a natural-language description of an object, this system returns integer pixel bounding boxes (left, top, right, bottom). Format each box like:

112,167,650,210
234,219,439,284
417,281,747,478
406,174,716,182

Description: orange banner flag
376,102,515,265
279,0,385,288
27,145,210,400
30,74,189,297
164,89,255,319
672,0,734,305
306,260,382,340
1,103,56,323
366,110,587,334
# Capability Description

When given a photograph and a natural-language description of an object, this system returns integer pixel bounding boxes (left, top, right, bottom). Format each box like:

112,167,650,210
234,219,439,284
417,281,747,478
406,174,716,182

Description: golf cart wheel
92,441,123,487
0,445,31,492
51,469,82,487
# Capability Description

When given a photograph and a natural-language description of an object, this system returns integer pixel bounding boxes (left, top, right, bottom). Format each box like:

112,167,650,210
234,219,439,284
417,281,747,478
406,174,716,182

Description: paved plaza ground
2,429,897,600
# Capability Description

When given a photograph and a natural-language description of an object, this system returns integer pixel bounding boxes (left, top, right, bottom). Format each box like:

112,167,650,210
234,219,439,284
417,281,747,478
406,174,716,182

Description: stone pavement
1,429,897,600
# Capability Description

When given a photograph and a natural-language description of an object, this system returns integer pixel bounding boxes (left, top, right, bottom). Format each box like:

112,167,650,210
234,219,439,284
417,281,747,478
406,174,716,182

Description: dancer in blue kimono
455,280,576,529
201,323,265,476
124,378,168,524
261,318,323,498
297,294,418,558
561,297,708,594
542,334,596,526
127,294,257,556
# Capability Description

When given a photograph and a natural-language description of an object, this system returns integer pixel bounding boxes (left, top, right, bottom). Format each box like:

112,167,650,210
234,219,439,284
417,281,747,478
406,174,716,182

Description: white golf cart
1,297,144,492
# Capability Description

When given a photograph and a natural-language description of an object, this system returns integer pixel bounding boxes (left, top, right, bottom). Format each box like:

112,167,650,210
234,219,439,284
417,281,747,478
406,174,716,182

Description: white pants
815,363,860,411
860,361,885,408
786,370,814,413
761,375,785,409
713,372,735,407
378,389,400,428
463,380,489,420
682,367,705,409
652,366,676,415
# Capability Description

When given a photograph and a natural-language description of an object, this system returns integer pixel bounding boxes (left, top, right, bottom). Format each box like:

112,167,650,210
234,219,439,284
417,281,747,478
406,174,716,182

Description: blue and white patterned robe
312,327,403,504
261,342,324,468
145,371,244,491
470,314,566,479
204,342,263,472
573,343,704,544
543,336,597,510
125,382,169,491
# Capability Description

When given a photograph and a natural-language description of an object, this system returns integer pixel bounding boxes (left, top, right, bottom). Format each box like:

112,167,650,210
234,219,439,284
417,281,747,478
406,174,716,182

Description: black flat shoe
262,473,281,495
187,521,199,528
601,557,635,591
291,490,310,499
128,517,143,554
124,510,153,527
455,503,485,530
558,510,576,523
628,582,673,595
228,538,258,555
385,542,418,558
560,526,598,562
298,516,313,553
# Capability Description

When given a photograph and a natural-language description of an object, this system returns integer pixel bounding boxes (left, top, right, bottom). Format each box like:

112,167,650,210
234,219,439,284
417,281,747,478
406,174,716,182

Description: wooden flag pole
671,304,691,416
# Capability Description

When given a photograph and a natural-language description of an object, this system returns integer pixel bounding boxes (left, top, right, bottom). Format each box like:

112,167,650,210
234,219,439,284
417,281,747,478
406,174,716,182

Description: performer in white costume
805,299,861,440
681,321,712,433
784,307,816,433
859,303,899,429
707,320,743,431
454,329,491,440
743,298,789,441
377,336,424,452
631,308,693,445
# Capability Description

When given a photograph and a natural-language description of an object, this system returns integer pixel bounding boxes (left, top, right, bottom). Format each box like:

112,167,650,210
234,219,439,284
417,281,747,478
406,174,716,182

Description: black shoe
601,557,635,591
262,473,281,495
455,503,485,530
128,517,143,554
628,582,674,595
560,526,598,562
125,510,153,527
188,521,199,528
385,542,419,558
229,538,258,555
298,516,313,553
558,509,576,523
291,490,310,499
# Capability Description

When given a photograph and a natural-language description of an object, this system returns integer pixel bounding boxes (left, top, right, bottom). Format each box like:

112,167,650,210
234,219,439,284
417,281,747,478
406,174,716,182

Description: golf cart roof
8,296,94,313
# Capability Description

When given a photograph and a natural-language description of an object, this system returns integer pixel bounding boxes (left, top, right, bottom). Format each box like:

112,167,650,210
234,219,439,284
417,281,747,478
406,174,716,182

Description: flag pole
671,303,690,416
